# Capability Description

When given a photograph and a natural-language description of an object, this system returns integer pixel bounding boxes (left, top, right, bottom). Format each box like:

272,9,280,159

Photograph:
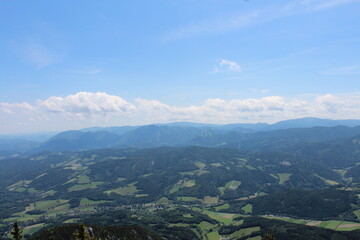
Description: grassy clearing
263,215,306,225
195,162,206,169
79,206,96,212
64,163,83,171
354,209,360,220
26,200,68,212
226,180,241,190
238,192,267,201
203,196,218,205
179,169,209,176
41,190,57,197
241,204,253,214
203,210,237,225
199,221,216,231
23,223,45,236
314,174,339,186
35,173,47,179
218,180,241,195
233,219,244,226
214,203,230,211
28,188,40,193
183,179,196,187
277,173,292,184
168,223,189,227
336,221,360,231
105,182,139,195
68,182,104,192
77,175,91,184
170,179,196,194
263,216,360,231
320,221,342,229
135,194,149,197
79,198,110,207
248,236,262,240
207,231,221,240
3,215,39,223
157,197,170,204
47,204,70,215
15,187,27,193
7,180,30,190
63,218,80,223
246,165,257,170
179,171,195,176
211,163,222,167
236,157,248,162
229,227,260,239
197,169,210,175
177,196,202,202
63,178,77,185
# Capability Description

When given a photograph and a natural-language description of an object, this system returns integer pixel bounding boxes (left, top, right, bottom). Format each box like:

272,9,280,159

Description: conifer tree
263,232,275,240
11,221,23,240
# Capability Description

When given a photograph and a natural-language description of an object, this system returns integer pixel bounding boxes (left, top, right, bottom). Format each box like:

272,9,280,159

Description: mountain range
2,117,360,154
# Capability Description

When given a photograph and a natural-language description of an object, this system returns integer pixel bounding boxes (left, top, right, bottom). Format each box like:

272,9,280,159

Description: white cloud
38,92,136,119
1,92,360,133
213,59,242,73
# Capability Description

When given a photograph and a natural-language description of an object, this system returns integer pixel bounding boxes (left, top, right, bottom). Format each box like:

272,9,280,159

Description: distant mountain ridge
2,117,360,153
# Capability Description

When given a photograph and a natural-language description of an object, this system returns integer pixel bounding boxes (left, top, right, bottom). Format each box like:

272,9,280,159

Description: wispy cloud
321,65,360,75
250,88,270,94
212,59,242,73
66,68,103,75
303,0,360,11
165,0,359,40
166,11,262,40
14,40,65,69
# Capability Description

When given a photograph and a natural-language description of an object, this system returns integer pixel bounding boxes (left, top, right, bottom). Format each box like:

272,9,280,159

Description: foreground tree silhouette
11,221,23,240
73,223,95,240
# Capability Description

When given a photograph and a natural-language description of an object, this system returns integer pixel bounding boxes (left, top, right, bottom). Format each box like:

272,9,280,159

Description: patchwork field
218,180,241,195
104,182,139,195
277,173,292,184
202,210,239,225
263,215,360,231
229,226,260,239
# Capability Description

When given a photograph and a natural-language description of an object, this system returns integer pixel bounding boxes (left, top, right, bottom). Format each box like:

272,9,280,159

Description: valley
1,119,360,239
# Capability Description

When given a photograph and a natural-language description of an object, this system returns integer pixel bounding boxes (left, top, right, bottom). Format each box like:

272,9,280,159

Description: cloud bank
1,91,360,133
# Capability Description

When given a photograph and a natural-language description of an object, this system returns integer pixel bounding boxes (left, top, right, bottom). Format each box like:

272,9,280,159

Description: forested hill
1,146,360,239
30,224,161,240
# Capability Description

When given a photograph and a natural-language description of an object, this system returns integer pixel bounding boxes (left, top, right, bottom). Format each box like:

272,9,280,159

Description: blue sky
1,0,360,134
